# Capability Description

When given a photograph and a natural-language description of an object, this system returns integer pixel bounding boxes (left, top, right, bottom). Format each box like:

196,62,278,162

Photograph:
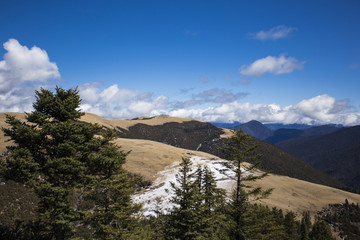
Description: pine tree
242,204,287,240
284,211,300,240
165,157,201,239
300,218,310,240
1,87,138,239
81,130,140,240
309,220,335,240
199,166,227,239
165,158,227,240
220,129,273,240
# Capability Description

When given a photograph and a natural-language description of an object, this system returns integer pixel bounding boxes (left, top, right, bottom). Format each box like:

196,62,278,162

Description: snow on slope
132,156,240,217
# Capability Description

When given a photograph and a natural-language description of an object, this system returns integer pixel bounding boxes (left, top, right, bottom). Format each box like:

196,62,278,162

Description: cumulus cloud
78,82,101,104
99,84,138,103
0,39,60,93
251,25,296,41
128,96,169,115
0,39,60,112
78,83,169,119
240,55,304,77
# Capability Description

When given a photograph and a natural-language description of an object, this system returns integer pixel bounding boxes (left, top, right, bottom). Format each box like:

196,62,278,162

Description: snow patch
132,156,245,217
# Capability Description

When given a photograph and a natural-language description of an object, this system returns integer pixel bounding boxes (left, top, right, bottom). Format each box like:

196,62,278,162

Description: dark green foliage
1,87,138,239
165,157,228,240
300,218,310,240
320,201,360,239
165,158,205,239
140,198,306,240
283,211,300,240
242,205,288,240
0,180,37,228
309,220,335,240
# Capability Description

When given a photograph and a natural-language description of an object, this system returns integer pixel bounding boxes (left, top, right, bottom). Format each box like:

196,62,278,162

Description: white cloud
251,25,296,41
0,39,60,112
240,55,304,77
78,83,360,126
128,95,169,115
0,88,35,113
78,82,101,104
0,39,60,93
98,84,138,103
78,83,169,119
169,95,360,126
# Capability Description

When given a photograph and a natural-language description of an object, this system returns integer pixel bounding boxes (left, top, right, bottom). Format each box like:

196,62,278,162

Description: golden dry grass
248,174,360,217
1,112,359,217
80,113,200,131
115,138,218,181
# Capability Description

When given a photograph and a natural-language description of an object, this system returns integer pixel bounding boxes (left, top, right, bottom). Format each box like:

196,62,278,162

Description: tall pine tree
220,129,273,240
165,157,201,240
1,87,138,239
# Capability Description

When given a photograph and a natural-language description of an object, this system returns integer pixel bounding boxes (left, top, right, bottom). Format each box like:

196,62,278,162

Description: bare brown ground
1,112,359,217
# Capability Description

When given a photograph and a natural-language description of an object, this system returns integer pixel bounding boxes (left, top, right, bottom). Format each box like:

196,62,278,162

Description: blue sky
1,0,360,125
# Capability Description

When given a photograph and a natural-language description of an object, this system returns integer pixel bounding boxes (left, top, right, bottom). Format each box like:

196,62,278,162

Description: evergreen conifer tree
300,219,310,240
284,211,301,240
309,220,335,240
165,157,201,239
1,87,138,239
199,166,227,239
220,129,272,240
165,158,227,240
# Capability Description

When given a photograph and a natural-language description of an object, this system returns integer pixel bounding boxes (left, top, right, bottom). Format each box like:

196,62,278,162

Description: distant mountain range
277,126,360,191
218,120,360,191
211,121,342,131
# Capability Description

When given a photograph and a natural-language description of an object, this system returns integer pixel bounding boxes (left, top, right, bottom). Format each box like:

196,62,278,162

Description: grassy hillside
105,115,344,189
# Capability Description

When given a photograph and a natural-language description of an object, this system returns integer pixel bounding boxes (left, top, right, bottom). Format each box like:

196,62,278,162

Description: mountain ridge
277,125,360,190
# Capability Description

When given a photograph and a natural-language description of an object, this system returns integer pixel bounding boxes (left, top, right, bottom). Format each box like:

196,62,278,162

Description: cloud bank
169,95,360,126
79,83,360,126
251,25,296,41
240,55,304,77
0,39,359,126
